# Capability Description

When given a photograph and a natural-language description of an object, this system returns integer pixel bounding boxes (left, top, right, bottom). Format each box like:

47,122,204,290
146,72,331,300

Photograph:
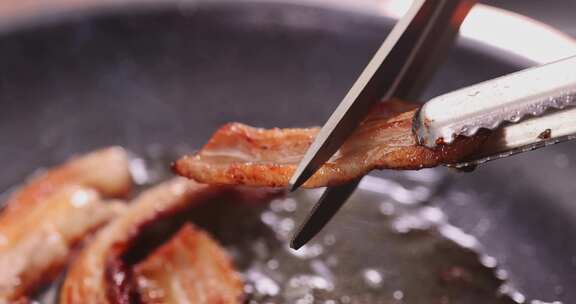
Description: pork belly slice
0,147,132,301
0,147,132,231
133,224,243,304
61,178,268,304
60,178,211,304
174,100,486,188
0,186,125,301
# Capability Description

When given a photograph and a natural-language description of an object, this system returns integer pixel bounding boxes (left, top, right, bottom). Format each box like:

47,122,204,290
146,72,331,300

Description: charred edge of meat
133,224,245,304
104,186,283,303
170,99,493,189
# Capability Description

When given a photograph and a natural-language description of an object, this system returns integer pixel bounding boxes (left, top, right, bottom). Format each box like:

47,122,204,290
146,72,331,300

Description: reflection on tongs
414,55,576,168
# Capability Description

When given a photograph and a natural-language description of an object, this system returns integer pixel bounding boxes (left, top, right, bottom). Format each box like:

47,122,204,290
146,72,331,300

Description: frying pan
0,0,575,302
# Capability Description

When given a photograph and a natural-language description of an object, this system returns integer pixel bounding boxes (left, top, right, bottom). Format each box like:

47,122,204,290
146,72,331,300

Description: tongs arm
414,55,576,167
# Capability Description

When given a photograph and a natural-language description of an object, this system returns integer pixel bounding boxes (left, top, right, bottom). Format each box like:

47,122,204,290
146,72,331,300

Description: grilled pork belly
0,147,132,301
61,178,266,304
133,224,243,304
174,100,486,188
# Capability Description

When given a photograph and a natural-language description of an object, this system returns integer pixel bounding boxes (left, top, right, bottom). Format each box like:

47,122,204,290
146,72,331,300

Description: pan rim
0,0,574,67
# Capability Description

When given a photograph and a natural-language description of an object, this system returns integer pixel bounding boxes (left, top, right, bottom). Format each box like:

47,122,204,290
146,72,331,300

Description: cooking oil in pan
29,146,525,303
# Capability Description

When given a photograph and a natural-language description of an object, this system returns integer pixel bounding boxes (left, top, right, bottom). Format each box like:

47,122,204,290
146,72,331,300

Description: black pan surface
0,2,574,303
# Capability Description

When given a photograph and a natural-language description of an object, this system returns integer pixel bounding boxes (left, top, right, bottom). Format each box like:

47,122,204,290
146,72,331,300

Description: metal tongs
415,55,576,166
289,0,576,249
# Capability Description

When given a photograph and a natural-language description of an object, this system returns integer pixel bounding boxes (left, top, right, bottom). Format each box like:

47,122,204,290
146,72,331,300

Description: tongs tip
289,235,306,250
289,167,316,192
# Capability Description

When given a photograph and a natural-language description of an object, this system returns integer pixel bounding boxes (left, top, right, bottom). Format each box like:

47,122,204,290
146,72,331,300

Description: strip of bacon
173,100,487,188
133,224,243,304
0,147,132,230
60,178,255,304
0,147,132,301
0,186,125,301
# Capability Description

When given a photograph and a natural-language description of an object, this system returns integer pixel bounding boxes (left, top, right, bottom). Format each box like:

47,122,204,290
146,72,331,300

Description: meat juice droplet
362,269,384,288
393,290,404,300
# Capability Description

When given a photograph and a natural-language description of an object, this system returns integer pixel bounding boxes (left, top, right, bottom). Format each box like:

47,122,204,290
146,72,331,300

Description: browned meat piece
60,178,267,304
60,178,211,304
61,177,278,304
133,224,243,304
0,147,132,302
8,297,30,304
0,187,125,302
173,100,487,188
0,147,132,231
